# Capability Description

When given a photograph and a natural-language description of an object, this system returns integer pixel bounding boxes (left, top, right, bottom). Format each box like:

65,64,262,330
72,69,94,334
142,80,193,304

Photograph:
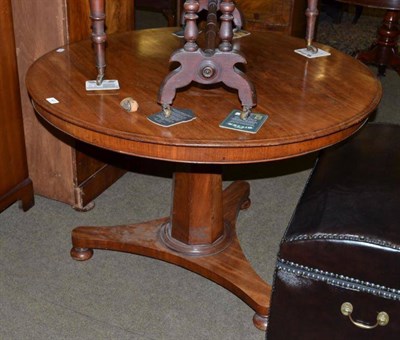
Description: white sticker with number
46,97,59,104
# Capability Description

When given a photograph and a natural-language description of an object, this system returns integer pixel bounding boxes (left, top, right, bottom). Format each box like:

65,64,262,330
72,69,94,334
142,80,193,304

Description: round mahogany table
26,28,381,330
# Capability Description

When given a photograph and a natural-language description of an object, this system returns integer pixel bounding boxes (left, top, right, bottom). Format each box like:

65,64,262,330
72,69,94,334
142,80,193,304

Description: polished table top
26,28,382,331
27,28,382,164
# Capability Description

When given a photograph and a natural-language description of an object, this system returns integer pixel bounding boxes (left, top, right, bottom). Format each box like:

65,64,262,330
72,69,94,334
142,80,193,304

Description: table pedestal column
70,166,271,330
356,10,400,76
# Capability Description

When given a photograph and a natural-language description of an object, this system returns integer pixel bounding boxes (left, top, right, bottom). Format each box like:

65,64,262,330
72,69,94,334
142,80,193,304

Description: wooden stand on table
158,0,256,119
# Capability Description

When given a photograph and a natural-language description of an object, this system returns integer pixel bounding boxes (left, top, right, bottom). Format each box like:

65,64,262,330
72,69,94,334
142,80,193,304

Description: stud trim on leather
285,233,400,251
277,258,400,301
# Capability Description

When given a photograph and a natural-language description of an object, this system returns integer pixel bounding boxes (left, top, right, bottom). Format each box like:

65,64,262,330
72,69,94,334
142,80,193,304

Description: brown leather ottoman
266,123,400,339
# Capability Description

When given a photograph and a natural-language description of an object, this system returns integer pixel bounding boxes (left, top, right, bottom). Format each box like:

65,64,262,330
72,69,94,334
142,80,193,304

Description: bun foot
70,247,93,261
240,198,251,210
253,312,268,331
73,201,95,212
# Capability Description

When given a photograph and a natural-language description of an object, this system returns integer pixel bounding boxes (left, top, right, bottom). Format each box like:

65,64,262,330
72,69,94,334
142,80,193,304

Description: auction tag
85,80,120,91
219,110,268,134
46,97,59,104
172,30,202,38
294,48,331,58
233,30,251,39
148,107,196,127
172,29,184,38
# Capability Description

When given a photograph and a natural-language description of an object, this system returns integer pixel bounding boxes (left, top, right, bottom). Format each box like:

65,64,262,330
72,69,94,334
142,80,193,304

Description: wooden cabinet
0,0,34,213
236,0,307,37
11,0,134,210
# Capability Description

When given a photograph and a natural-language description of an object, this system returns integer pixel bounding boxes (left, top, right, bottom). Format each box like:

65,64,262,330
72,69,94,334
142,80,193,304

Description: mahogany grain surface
27,28,382,164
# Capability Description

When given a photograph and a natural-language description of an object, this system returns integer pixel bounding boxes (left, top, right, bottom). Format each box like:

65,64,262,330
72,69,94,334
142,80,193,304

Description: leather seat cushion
279,123,400,289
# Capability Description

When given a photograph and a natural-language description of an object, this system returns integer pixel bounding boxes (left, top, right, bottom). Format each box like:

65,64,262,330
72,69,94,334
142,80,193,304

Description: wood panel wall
67,0,135,42
235,0,307,37
11,0,134,209
11,0,73,204
0,0,34,212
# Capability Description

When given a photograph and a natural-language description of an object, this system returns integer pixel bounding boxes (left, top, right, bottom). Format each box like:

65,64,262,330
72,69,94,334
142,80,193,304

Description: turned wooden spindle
182,0,243,30
205,0,219,54
89,0,107,85
219,0,235,52
305,0,319,52
184,0,200,52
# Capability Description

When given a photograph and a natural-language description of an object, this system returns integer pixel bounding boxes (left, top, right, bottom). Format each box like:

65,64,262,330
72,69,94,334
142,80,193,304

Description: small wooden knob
120,97,139,112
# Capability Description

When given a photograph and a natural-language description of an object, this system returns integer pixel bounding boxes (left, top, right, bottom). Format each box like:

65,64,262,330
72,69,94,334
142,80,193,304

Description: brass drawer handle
341,302,389,329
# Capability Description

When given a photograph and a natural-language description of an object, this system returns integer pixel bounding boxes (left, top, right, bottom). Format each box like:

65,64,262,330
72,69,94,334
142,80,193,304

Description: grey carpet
1,10,400,340
316,8,383,55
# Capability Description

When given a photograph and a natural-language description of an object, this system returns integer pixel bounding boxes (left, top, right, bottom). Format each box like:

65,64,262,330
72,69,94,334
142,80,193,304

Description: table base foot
253,313,269,331
356,46,400,76
70,180,271,327
355,9,400,77
71,247,94,261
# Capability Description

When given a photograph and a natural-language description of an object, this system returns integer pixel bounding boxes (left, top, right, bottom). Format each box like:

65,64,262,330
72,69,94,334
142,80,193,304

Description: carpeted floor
1,8,399,340
316,9,383,55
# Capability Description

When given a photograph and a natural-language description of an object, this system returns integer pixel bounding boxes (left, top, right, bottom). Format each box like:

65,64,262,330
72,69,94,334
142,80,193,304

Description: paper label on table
233,30,251,39
172,29,185,38
219,110,268,134
294,48,331,58
85,80,120,91
172,30,203,38
46,97,59,104
148,108,196,127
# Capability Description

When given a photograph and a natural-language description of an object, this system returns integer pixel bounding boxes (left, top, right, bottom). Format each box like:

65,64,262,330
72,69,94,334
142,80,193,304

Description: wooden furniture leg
70,165,271,330
356,10,400,76
89,0,106,85
352,5,363,24
305,0,319,51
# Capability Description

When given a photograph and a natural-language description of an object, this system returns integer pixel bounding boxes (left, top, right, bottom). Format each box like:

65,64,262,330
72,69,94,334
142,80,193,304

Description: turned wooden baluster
219,0,253,118
376,10,400,75
89,0,107,85
182,0,243,30
204,0,219,54
161,0,200,116
219,0,235,52
184,0,200,52
305,0,319,53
